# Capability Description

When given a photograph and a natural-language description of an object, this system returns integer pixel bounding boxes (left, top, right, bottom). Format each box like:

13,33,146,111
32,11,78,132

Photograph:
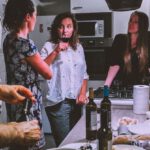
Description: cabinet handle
72,6,83,10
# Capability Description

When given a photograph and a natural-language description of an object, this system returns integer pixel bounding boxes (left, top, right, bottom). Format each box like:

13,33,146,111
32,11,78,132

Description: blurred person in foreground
0,84,40,148
3,0,52,149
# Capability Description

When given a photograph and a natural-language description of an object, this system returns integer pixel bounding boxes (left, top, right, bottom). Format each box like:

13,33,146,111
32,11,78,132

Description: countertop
59,102,146,147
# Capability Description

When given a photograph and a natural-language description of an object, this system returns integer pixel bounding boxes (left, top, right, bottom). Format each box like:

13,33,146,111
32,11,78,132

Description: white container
133,85,149,114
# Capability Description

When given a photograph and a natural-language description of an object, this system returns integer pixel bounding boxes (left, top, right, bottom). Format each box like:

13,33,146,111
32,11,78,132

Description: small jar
118,125,129,135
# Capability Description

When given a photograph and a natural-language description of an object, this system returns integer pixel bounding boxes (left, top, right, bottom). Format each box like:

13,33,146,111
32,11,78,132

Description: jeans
45,98,82,146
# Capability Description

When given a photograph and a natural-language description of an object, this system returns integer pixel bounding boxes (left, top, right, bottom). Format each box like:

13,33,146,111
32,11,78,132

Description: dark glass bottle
86,87,97,140
98,85,112,150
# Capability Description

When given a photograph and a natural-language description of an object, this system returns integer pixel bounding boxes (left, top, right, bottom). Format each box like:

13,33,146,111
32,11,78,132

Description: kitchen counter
59,102,146,147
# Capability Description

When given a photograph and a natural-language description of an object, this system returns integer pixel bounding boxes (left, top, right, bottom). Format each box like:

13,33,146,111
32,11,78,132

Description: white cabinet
71,0,111,13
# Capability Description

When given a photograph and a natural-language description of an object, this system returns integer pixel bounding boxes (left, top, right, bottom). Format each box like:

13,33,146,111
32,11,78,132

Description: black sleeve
110,34,127,66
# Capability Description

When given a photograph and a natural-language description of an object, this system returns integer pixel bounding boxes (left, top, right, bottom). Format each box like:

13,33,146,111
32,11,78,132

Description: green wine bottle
98,85,112,150
86,87,97,140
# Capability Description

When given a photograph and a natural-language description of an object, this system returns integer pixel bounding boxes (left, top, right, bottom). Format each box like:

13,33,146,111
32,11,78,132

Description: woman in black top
104,11,150,87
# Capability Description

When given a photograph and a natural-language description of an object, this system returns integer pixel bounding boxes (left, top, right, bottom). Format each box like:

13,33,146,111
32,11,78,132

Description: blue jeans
45,98,82,146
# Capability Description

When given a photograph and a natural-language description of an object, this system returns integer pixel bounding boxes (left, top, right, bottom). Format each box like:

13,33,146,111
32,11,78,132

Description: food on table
118,117,138,126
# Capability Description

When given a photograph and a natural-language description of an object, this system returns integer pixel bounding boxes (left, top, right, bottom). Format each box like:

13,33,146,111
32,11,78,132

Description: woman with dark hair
104,11,150,87
3,0,52,149
40,12,89,146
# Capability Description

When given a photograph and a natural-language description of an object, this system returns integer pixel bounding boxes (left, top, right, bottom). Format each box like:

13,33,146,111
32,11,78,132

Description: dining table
59,99,148,149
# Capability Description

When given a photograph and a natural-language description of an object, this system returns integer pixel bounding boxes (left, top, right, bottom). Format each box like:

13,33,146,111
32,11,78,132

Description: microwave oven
77,20,104,38
75,12,112,38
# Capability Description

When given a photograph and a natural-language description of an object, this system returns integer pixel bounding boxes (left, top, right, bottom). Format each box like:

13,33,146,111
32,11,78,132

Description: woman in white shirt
40,12,89,146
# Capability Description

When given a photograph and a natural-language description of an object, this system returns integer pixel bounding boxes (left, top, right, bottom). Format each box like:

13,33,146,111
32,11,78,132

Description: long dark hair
124,11,149,73
50,12,79,50
3,0,35,33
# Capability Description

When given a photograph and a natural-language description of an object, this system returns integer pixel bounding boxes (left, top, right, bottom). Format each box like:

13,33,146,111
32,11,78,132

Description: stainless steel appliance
75,12,112,38
75,12,113,80
81,37,113,80
77,20,104,38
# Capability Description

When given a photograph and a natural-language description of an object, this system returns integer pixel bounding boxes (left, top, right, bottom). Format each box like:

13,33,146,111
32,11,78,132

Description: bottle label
90,111,97,130
101,108,111,128
107,140,112,150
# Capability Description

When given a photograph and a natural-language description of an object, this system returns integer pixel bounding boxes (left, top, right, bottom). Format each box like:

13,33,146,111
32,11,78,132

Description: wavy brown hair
124,11,149,73
50,12,79,50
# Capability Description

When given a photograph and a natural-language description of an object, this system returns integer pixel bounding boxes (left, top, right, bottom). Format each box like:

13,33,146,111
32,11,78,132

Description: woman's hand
76,93,87,105
55,41,69,53
0,85,35,104
76,80,88,105
14,120,40,146
0,120,40,147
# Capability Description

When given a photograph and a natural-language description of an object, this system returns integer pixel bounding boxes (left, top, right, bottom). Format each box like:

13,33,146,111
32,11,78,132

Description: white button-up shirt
40,42,89,106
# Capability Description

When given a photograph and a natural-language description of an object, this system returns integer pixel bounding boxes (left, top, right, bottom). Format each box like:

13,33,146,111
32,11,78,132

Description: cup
118,125,129,135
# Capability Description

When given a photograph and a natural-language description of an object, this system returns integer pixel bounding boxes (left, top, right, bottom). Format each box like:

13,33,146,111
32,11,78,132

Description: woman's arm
77,79,88,105
41,42,69,65
25,52,52,79
104,65,120,87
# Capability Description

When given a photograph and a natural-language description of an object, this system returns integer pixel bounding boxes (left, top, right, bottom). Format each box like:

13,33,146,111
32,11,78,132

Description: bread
113,134,150,145
113,135,132,144
134,134,150,141
118,117,138,126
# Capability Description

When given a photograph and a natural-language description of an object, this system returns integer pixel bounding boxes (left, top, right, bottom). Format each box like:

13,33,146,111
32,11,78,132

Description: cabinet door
71,0,111,13
36,0,70,15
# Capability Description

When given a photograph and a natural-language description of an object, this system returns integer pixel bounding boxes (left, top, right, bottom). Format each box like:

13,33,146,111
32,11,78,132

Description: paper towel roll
133,85,149,114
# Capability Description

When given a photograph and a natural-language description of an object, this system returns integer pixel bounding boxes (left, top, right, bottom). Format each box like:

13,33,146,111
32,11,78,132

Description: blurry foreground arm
104,65,120,87
0,120,40,148
0,85,35,104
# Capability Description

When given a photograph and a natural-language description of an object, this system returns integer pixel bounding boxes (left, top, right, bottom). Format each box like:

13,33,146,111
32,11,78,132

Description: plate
61,142,97,150
112,144,145,150
128,122,150,135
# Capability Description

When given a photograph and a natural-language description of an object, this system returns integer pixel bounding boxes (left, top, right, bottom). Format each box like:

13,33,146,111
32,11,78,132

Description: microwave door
78,21,95,37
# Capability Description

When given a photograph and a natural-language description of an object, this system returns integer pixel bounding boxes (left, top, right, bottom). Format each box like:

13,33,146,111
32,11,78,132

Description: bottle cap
103,85,109,96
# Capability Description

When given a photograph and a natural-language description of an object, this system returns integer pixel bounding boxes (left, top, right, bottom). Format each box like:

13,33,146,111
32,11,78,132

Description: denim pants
45,98,82,146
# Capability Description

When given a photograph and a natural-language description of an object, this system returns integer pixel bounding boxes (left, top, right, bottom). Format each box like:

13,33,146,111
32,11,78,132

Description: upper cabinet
36,0,70,15
71,0,111,13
